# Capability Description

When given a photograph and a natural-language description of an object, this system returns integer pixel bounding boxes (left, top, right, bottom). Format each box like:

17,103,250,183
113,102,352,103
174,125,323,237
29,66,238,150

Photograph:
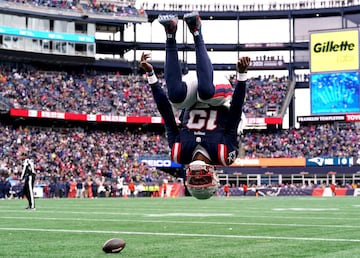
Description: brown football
102,238,126,253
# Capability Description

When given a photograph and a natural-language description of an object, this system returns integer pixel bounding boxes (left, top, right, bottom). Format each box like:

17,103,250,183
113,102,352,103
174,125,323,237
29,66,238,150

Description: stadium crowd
0,123,174,199
242,123,360,158
5,0,143,18
0,63,288,118
0,62,358,199
0,121,359,199
0,0,358,201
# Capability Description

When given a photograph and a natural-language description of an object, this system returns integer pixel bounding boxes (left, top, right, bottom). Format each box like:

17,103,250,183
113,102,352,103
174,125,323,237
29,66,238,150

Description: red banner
346,113,360,122
10,108,282,125
10,108,165,124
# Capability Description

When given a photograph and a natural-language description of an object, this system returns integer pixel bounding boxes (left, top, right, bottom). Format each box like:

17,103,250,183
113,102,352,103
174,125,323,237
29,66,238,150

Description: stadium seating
1,0,359,198
0,63,288,118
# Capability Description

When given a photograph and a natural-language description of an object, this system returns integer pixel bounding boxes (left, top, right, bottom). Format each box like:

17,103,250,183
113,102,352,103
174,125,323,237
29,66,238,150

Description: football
102,238,126,253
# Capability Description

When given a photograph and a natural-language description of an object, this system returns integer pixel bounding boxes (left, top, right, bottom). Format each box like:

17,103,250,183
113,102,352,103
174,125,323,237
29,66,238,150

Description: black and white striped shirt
20,158,35,180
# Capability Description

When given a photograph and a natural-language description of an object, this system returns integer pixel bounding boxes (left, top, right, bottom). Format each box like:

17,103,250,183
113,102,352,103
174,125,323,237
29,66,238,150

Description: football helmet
186,160,219,200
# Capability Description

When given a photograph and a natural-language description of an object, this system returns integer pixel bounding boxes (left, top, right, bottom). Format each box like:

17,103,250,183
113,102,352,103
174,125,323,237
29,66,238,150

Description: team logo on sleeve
227,151,237,164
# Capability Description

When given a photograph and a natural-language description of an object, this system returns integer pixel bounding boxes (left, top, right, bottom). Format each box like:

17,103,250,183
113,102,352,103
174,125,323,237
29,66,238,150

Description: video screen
310,71,360,114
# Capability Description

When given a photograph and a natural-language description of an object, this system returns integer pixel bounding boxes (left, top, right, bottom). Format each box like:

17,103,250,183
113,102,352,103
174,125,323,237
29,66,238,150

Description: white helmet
186,160,219,200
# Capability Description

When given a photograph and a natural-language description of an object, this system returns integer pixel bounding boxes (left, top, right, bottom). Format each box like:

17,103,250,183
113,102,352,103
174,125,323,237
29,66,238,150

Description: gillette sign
306,157,353,167
312,41,355,53
310,29,359,72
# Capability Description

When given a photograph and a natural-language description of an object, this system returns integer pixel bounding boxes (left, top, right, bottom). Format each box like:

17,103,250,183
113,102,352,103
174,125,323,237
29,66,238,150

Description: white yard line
1,216,360,229
0,227,359,242
1,209,358,220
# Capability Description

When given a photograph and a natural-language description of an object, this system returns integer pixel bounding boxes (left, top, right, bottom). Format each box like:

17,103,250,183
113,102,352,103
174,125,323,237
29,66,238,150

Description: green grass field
0,196,359,258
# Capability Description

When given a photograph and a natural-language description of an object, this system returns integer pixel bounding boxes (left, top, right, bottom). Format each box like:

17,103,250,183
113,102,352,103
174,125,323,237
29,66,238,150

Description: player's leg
23,181,30,209
158,14,187,104
28,174,35,209
184,11,215,101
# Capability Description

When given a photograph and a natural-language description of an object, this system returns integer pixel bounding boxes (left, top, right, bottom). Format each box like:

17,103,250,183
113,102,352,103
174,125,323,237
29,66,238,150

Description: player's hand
236,56,251,73
140,52,154,72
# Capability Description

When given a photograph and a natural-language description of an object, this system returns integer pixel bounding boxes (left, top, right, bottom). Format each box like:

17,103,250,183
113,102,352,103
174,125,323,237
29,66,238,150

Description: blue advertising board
306,157,354,167
139,157,182,168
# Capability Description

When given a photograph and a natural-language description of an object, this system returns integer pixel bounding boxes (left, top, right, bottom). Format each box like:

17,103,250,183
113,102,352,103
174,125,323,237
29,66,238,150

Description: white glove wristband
147,71,158,84
237,73,247,81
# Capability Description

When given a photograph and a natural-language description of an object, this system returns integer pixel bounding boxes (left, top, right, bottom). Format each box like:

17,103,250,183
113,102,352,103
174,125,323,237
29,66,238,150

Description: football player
140,12,250,199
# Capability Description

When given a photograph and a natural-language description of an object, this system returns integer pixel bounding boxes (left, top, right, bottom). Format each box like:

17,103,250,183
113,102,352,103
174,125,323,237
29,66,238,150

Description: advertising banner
230,158,306,167
346,113,360,122
310,29,359,72
217,187,356,197
139,158,182,168
306,157,353,167
297,115,345,123
353,156,360,166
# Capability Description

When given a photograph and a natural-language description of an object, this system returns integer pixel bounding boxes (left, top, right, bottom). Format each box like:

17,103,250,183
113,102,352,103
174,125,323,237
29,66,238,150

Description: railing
279,77,296,117
139,0,359,12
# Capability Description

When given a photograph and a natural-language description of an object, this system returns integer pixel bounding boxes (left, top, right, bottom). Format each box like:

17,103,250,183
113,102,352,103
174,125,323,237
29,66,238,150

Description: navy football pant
165,34,214,104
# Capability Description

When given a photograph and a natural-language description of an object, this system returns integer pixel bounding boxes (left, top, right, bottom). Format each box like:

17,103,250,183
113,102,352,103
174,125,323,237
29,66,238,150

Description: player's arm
20,159,27,180
224,57,250,136
139,52,179,147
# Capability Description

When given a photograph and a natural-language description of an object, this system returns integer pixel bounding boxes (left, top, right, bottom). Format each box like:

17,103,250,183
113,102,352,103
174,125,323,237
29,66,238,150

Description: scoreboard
310,29,360,115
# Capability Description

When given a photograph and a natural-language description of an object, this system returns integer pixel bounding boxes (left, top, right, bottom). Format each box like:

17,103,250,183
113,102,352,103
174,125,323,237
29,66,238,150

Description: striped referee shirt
20,158,35,180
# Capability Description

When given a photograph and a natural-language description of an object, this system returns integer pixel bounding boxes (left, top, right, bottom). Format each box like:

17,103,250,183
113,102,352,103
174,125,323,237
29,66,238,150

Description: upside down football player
140,11,250,200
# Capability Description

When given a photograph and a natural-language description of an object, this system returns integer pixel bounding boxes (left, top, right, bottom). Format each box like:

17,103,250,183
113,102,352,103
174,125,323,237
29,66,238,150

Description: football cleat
158,14,178,38
184,11,201,36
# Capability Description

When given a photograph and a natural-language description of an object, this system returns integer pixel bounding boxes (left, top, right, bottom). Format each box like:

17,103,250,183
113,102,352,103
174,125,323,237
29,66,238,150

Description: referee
20,153,36,210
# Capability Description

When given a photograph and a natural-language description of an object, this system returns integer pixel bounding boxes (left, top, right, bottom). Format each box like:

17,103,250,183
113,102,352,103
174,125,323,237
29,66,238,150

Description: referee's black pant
23,174,35,209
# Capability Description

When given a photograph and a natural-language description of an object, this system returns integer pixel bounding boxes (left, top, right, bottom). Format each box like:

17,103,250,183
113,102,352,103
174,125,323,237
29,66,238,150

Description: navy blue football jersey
150,79,246,166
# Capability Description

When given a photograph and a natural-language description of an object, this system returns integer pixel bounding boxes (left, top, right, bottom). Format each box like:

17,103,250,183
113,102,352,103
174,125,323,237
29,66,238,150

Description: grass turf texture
0,197,359,258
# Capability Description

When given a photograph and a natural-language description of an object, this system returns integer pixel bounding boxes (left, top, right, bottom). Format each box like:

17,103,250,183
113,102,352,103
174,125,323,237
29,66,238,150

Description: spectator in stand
48,180,56,198
110,181,118,197
69,178,77,198
128,180,135,197
330,183,336,196
118,176,124,197
76,178,84,198
12,181,23,199
4,177,11,199
83,179,89,198
0,177,5,199
57,179,65,198
91,178,98,198
243,183,248,196
223,184,230,197
64,179,70,198
162,180,167,198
